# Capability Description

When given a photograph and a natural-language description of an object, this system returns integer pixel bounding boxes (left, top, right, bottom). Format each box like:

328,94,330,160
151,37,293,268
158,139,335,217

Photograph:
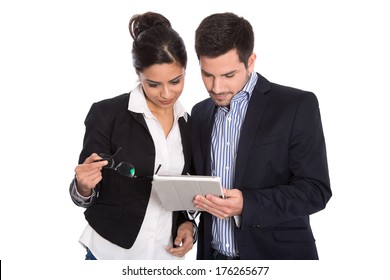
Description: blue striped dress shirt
210,72,258,257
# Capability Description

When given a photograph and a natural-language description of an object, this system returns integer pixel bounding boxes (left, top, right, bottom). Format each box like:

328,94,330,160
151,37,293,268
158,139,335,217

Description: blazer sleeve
69,101,112,207
79,102,113,163
241,92,332,229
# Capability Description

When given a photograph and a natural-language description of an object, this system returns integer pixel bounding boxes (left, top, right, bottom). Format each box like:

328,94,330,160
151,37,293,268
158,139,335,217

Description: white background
1,0,389,279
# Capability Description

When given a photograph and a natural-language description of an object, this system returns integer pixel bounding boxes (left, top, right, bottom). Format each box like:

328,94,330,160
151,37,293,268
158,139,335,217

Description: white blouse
77,84,187,259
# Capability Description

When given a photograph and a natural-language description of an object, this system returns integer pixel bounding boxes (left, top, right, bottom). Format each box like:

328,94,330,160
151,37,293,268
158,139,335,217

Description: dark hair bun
129,12,171,40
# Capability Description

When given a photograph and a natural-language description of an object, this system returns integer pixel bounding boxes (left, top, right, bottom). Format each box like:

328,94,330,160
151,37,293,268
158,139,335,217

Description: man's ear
248,52,257,72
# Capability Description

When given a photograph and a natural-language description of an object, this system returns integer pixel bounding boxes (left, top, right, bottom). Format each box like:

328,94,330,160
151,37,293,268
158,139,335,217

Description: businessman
191,12,332,260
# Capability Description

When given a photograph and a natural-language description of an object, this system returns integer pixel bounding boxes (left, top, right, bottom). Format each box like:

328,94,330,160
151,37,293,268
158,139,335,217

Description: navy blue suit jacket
191,73,332,259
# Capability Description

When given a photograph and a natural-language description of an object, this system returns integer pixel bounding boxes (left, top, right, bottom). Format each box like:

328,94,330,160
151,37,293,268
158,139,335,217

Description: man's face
199,49,255,107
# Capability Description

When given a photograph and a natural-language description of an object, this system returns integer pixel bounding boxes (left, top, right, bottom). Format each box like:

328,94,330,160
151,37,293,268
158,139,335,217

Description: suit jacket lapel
202,100,217,176
235,74,271,187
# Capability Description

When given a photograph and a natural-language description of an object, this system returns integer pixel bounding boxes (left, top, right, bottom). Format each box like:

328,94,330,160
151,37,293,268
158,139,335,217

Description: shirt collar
234,71,258,101
128,83,188,122
218,72,258,112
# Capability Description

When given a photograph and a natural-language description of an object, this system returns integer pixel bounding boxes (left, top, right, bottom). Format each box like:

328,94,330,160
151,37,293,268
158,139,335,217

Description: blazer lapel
178,116,191,174
234,74,271,187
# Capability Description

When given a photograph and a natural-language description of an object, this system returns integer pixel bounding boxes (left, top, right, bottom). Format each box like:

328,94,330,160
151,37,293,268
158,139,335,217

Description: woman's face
139,62,185,111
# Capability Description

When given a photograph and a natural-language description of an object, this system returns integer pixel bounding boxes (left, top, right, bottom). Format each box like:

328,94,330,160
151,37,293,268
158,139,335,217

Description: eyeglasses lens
116,162,136,178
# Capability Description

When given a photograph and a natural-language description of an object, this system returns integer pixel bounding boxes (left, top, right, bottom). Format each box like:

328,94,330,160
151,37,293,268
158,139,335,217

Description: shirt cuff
233,215,242,228
70,179,96,207
186,210,199,220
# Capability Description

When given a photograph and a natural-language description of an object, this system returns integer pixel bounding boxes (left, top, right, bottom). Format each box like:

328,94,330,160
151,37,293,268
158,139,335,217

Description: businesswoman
69,12,195,260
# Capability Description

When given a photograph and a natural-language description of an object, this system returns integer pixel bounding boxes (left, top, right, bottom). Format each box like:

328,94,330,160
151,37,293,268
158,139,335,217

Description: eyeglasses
96,147,136,178
96,147,161,178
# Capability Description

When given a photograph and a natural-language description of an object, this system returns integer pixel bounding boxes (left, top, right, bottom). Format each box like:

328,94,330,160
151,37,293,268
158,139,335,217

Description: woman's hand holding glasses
74,153,109,197
75,147,145,197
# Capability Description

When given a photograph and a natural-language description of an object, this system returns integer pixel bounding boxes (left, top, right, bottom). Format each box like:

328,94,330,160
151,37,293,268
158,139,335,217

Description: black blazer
191,73,332,260
75,92,191,249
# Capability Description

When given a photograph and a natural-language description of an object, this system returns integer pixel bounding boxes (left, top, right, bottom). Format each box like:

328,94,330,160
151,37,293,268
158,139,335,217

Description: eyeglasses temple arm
109,147,123,159
155,164,162,175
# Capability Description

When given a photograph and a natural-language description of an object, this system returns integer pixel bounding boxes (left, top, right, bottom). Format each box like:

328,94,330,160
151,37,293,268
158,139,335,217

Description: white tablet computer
152,174,224,211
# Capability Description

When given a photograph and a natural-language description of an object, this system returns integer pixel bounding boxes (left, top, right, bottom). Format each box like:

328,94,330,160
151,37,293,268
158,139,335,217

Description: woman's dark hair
129,12,187,75
195,12,254,68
